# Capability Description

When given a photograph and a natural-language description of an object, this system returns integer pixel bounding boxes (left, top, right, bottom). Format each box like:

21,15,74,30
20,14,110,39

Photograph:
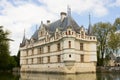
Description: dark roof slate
21,15,82,46
48,16,80,33
31,30,39,40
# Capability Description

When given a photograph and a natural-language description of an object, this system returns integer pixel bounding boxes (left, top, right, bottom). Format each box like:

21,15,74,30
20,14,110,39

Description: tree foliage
0,26,16,71
108,32,120,55
92,22,112,66
113,18,120,30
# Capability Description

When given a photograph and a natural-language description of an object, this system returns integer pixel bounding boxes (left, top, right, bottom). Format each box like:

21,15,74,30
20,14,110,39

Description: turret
20,29,26,47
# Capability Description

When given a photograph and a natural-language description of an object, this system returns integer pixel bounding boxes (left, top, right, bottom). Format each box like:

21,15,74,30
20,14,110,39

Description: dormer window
69,30,71,35
66,31,67,35
56,32,59,39
81,31,84,38
72,32,73,35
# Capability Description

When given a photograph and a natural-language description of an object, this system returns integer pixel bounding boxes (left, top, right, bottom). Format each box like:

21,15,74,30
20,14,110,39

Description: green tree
92,22,112,66
17,51,20,67
108,31,120,56
113,18,120,30
8,56,17,70
0,26,12,71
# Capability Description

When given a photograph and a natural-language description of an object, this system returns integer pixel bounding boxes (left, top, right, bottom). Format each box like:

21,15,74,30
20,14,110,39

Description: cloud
0,0,118,55
0,1,58,55
39,0,109,17
109,0,120,7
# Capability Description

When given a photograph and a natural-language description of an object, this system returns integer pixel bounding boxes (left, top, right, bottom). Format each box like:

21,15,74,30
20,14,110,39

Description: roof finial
89,13,91,26
67,5,71,17
40,21,44,28
88,13,92,35
36,25,38,31
24,29,25,38
22,29,26,43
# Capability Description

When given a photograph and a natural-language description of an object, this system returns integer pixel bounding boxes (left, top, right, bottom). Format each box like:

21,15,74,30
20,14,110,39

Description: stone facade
20,8,97,73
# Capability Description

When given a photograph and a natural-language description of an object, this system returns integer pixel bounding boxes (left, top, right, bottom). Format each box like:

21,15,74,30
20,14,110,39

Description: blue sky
0,0,120,55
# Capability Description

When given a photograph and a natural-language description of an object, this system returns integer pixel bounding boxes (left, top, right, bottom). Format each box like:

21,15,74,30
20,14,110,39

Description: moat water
1,72,120,80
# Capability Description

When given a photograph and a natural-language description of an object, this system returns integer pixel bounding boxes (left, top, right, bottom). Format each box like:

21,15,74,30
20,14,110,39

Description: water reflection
0,72,120,80
96,73,120,80
0,72,19,80
20,73,97,80
19,72,120,80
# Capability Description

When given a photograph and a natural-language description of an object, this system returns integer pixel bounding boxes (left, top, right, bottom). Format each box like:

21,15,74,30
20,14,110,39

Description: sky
0,0,120,55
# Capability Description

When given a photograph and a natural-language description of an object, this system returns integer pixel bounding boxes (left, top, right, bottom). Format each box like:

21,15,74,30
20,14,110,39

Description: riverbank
12,66,120,74
97,66,120,73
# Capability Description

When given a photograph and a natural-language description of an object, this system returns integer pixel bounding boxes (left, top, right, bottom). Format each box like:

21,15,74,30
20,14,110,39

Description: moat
1,72,120,80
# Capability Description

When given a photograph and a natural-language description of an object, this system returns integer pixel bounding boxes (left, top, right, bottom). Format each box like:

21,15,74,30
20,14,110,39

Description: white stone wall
20,28,97,73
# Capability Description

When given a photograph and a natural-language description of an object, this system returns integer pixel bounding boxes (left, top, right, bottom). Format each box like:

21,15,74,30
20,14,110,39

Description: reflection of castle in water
20,73,97,80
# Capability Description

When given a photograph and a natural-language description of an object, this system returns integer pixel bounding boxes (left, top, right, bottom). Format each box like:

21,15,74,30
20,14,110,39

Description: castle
20,7,97,73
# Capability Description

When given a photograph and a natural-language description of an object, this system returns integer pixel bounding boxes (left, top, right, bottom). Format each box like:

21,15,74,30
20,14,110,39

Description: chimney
60,12,66,22
47,20,50,25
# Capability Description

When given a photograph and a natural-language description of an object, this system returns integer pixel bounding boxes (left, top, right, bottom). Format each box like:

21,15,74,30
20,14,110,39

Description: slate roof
47,16,80,33
31,30,39,40
30,16,80,41
20,12,91,47
20,34,26,47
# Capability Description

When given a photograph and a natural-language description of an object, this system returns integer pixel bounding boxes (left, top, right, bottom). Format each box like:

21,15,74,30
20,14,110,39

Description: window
69,30,71,35
41,47,44,53
31,58,33,64
32,48,34,55
41,57,43,63
57,55,61,62
69,41,71,48
26,50,28,56
57,43,60,51
48,56,50,63
41,31,43,36
38,47,42,54
80,43,84,51
81,55,84,62
40,47,41,54
38,57,43,64
90,37,92,40
66,31,67,35
69,54,71,58
48,46,50,53
38,47,43,54
26,59,28,64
